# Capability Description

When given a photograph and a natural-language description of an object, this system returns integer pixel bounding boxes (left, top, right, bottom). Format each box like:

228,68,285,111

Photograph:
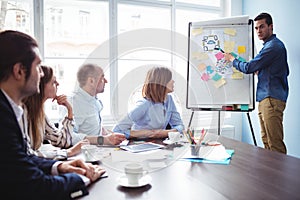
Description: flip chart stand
187,110,257,146
246,112,257,146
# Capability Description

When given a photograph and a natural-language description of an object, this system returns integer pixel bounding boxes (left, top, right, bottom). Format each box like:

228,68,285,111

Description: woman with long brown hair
21,65,88,159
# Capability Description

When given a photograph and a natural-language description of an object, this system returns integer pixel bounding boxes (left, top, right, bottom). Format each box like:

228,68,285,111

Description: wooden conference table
78,133,300,200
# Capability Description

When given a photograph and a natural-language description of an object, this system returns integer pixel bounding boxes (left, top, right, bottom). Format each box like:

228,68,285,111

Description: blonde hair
142,66,172,103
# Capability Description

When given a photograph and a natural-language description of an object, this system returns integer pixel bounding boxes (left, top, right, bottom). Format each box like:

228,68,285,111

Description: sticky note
191,28,203,36
214,78,226,88
212,73,222,81
224,28,236,36
232,67,240,73
201,73,210,81
198,63,206,71
224,41,235,52
237,46,246,54
215,52,224,60
231,72,244,79
191,52,209,60
206,65,214,74
191,52,201,59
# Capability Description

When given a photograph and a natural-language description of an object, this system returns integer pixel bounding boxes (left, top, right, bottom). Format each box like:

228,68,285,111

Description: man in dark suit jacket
0,30,105,199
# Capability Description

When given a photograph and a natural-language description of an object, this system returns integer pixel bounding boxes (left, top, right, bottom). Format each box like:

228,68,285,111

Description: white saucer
117,175,152,188
163,139,180,145
163,139,173,145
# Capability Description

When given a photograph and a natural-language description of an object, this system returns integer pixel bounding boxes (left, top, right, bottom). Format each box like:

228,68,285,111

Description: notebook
120,142,164,153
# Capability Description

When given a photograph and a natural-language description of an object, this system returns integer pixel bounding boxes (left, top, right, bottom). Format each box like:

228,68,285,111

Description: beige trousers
258,97,287,154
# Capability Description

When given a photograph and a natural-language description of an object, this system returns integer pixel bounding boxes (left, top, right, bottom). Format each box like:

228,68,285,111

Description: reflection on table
77,133,300,200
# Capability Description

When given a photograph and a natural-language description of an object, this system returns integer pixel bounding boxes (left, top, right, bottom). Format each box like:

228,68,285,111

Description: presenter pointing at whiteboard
224,12,289,154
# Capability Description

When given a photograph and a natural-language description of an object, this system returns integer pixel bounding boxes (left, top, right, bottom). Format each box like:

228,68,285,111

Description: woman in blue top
113,66,184,139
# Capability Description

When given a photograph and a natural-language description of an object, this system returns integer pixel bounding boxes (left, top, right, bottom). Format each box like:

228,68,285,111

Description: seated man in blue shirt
71,63,126,145
224,12,289,154
113,66,184,139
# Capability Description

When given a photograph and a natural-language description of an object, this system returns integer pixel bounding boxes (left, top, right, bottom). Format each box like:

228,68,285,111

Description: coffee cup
81,144,98,162
168,131,182,143
124,163,145,185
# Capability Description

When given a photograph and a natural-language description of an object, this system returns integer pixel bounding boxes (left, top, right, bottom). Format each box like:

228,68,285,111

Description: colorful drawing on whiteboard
202,35,220,51
194,48,235,88
192,31,247,88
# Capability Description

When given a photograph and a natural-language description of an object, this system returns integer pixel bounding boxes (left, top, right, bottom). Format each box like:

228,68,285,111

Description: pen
197,128,204,145
198,128,207,144
189,129,196,144
184,128,194,144
186,128,192,144
191,127,195,138
205,141,221,146
214,47,225,53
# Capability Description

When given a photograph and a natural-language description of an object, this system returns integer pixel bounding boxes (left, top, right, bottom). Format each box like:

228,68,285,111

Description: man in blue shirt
224,12,289,154
71,63,125,145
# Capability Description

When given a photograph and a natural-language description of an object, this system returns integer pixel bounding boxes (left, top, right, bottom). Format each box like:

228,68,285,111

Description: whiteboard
186,16,254,111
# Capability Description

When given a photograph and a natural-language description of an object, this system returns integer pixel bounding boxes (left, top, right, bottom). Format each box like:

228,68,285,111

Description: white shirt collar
1,89,23,121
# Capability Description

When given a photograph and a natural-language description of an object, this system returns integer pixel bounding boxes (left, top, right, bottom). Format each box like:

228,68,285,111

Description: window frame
32,0,227,128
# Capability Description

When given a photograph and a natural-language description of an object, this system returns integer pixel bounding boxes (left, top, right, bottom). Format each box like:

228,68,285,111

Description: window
34,0,224,128
1,0,241,137
0,0,33,34
113,1,222,127
176,0,221,7
42,0,109,121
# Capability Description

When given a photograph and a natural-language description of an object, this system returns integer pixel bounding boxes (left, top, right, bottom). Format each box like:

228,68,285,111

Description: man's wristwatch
97,136,104,145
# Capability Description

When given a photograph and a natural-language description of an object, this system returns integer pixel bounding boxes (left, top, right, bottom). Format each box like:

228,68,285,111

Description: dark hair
254,12,273,25
0,30,38,82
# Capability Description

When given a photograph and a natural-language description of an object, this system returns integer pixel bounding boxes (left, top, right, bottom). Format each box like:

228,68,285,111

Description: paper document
199,145,231,160
180,144,234,165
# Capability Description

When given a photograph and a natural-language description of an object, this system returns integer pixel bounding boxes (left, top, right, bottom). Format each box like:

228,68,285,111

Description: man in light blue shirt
72,87,103,136
71,63,125,145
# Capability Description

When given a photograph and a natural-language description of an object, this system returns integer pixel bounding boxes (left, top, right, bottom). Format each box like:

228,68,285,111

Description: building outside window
0,0,33,34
